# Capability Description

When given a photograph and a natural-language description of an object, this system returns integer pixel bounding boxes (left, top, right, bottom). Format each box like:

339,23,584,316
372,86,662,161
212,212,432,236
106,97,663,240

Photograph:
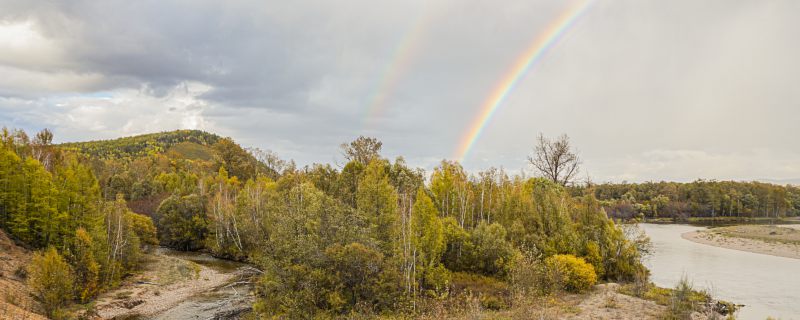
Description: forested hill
58,129,222,159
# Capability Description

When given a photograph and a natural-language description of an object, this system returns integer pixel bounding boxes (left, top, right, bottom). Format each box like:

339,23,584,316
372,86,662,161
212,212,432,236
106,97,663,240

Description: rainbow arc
454,0,594,163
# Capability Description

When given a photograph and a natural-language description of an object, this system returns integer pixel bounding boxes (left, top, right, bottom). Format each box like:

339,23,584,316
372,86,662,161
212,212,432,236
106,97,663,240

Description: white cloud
0,0,798,182
0,82,215,141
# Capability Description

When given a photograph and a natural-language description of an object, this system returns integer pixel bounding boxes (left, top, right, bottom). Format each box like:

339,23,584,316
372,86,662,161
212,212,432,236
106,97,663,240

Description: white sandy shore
682,229,800,260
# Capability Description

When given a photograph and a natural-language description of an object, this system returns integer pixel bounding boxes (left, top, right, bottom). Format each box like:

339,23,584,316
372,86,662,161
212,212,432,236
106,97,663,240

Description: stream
147,249,254,320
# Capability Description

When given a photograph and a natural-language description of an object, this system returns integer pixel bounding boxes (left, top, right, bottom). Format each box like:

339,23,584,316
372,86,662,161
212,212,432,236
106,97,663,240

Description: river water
150,249,254,320
640,223,800,320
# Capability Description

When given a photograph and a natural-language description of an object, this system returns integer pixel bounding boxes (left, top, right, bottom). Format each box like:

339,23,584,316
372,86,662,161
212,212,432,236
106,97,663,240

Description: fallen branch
240,266,264,274
223,281,252,288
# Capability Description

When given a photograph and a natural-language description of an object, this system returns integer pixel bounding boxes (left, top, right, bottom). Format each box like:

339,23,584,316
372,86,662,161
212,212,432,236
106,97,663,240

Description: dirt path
682,225,800,260
88,250,237,319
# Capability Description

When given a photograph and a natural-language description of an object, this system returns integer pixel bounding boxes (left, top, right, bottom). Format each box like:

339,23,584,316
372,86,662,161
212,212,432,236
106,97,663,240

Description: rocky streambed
88,248,256,320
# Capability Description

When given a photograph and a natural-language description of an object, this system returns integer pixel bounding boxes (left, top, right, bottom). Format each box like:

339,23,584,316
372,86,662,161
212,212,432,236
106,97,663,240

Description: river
96,248,255,320
640,223,800,320
151,249,254,320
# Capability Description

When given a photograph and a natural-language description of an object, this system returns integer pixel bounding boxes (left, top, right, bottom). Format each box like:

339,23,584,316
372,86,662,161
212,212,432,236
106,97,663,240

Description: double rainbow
453,0,594,163
364,9,434,129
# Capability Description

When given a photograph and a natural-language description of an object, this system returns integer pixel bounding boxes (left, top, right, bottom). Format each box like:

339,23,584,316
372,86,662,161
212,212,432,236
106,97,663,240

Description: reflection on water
156,248,246,273
641,223,800,320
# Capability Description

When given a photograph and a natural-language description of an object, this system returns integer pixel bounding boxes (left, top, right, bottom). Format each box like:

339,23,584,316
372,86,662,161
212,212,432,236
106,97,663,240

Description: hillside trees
1,128,158,315
213,137,260,181
235,177,279,253
102,195,157,285
206,168,245,258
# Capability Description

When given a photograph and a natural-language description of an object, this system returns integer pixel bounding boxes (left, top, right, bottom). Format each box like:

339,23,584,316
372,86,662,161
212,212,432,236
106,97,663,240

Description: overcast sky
1,0,798,183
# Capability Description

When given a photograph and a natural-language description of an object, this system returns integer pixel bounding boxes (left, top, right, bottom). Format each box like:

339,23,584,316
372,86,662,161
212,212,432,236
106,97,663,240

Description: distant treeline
574,180,800,220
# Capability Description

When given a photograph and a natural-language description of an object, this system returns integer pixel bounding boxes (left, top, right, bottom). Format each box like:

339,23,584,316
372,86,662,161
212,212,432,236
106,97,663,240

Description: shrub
664,275,711,320
509,249,546,295
442,220,516,276
27,247,74,318
424,264,452,298
544,254,597,293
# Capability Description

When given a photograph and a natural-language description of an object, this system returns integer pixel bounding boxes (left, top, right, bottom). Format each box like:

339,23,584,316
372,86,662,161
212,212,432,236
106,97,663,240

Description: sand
682,225,800,260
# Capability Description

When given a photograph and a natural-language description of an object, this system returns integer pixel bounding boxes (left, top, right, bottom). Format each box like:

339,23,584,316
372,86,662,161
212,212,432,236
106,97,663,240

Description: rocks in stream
209,305,253,320
121,299,145,309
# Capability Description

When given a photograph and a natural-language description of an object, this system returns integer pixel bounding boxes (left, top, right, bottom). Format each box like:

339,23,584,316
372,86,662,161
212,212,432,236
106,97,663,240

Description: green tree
213,137,259,181
71,228,101,302
357,159,399,255
11,158,65,248
326,242,385,308
411,188,446,290
340,136,382,165
156,194,208,250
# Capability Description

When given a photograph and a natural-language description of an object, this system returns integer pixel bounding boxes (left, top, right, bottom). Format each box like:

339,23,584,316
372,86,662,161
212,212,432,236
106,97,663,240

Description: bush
27,247,74,318
544,254,597,293
666,279,693,319
509,249,546,295
424,264,452,298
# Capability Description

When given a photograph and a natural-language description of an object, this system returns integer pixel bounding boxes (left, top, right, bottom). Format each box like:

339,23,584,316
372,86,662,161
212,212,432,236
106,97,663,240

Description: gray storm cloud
0,0,798,182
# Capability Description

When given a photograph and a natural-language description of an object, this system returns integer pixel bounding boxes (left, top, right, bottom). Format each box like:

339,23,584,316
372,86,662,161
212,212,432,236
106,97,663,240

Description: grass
167,141,215,161
619,281,708,307
151,254,203,285
114,291,133,299
618,277,738,319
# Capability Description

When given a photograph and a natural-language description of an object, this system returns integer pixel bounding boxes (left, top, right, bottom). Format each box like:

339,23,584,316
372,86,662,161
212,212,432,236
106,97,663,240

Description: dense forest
577,181,800,221
1,128,748,318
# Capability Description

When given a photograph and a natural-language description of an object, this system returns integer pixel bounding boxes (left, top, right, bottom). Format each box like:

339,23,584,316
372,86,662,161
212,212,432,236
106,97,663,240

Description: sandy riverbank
88,251,237,319
682,225,800,260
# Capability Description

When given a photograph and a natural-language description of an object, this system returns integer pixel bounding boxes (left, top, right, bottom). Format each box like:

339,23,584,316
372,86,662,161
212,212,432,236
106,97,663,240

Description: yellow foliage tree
27,247,74,318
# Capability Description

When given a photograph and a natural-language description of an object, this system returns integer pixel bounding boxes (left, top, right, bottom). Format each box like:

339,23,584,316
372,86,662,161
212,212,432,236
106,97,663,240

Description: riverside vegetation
0,129,736,319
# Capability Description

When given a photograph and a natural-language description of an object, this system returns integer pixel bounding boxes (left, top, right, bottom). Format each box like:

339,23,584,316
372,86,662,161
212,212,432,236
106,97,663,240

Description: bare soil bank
0,230,47,320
